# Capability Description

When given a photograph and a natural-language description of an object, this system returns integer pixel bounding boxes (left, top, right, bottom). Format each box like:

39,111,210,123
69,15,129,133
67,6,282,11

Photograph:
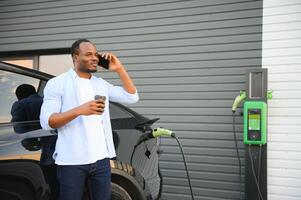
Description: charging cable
232,112,243,200
131,128,195,200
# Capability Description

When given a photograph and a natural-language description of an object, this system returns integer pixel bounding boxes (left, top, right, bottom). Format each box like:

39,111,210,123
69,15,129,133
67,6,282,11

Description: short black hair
71,39,92,57
15,84,36,100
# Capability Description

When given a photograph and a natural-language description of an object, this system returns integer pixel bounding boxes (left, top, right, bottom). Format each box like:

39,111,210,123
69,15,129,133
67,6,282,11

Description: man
40,39,139,200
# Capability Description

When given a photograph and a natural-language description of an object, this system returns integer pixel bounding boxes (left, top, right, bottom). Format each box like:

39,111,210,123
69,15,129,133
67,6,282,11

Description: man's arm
48,99,105,129
40,78,106,130
116,67,136,94
99,53,137,94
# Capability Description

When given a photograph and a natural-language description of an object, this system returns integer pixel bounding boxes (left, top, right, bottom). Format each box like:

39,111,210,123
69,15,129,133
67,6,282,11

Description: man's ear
73,54,79,63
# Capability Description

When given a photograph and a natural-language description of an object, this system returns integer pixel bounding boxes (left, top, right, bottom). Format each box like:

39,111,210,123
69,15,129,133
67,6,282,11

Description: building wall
0,0,264,199
262,0,301,199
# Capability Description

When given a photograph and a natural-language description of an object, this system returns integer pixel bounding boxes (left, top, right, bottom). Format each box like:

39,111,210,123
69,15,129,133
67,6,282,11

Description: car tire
111,160,146,200
112,182,132,200
0,177,36,200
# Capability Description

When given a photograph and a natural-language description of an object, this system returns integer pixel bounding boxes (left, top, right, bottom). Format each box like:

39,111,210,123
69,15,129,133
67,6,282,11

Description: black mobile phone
98,54,110,69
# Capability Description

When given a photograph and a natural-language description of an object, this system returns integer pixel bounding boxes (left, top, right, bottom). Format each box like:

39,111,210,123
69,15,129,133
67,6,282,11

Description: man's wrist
73,107,81,117
116,66,126,74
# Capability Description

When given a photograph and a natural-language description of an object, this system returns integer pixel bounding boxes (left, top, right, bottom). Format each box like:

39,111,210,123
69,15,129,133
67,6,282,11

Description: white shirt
40,68,139,165
76,77,109,163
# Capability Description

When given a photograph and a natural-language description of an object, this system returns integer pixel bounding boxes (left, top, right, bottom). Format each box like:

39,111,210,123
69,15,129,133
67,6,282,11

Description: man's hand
98,52,137,94
48,99,105,129
98,52,124,72
76,99,105,116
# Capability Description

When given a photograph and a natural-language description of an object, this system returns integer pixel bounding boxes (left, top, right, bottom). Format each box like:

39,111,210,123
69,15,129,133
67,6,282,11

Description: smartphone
98,54,110,69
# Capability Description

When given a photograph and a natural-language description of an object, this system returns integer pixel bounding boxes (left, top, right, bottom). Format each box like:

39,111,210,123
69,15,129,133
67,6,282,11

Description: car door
0,66,55,200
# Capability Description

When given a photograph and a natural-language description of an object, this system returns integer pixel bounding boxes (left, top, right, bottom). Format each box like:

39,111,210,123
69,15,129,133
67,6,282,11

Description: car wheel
112,182,132,200
111,160,146,200
0,177,36,200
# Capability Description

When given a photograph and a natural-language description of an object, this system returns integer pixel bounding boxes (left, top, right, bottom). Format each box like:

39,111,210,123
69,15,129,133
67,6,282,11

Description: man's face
74,42,99,73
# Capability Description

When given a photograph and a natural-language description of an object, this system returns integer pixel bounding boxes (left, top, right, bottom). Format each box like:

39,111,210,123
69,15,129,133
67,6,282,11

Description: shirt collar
68,68,79,80
68,68,97,80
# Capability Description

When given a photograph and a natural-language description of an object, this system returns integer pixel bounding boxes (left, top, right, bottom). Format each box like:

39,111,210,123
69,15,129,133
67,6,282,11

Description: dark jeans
57,158,111,200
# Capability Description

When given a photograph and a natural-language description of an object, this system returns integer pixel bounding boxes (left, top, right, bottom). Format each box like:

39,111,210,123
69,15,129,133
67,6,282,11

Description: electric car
0,61,162,200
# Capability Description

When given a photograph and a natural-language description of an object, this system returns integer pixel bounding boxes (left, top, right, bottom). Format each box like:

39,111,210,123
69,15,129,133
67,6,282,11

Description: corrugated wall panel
263,0,301,199
0,0,263,199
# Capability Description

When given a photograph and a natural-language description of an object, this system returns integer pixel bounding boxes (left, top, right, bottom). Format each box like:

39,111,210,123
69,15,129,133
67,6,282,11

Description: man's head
71,39,99,74
15,84,36,100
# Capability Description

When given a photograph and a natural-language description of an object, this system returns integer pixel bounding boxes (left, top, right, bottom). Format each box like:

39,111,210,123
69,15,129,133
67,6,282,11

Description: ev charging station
232,69,272,200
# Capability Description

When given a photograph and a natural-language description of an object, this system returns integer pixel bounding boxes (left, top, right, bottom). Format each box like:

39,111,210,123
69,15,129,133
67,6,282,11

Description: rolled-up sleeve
40,78,62,130
106,82,139,104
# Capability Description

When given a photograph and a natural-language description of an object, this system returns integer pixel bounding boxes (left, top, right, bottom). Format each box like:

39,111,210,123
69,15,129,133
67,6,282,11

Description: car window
0,69,40,124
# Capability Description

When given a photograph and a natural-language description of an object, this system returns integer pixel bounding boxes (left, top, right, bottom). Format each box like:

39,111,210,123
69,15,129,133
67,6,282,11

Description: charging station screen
248,113,261,131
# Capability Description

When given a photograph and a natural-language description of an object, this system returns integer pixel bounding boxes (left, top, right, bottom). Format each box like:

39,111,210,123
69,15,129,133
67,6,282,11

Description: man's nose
92,54,99,61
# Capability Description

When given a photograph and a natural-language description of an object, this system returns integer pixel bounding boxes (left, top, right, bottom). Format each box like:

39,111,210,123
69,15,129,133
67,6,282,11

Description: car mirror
21,137,41,151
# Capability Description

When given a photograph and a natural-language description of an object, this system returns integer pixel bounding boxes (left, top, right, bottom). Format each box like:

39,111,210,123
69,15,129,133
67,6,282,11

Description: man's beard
79,64,97,73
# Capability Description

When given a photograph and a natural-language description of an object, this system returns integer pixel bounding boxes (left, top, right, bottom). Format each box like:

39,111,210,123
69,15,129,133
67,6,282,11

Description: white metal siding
263,0,301,199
